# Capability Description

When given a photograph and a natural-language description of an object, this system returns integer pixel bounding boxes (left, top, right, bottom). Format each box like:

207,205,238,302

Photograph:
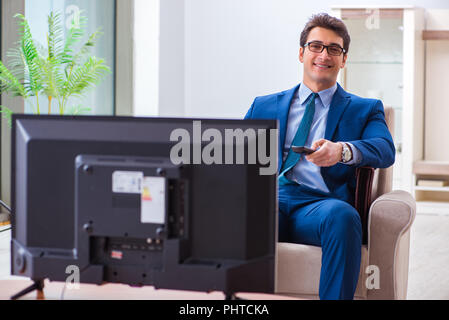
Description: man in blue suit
244,13,395,299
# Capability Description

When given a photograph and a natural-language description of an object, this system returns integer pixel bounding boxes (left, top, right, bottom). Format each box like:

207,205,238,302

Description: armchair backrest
371,106,395,201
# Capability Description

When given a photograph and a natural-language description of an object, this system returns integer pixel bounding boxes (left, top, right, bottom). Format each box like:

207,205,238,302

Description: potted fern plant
0,11,110,126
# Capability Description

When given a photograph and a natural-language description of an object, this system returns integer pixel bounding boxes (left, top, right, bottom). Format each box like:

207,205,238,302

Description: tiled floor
1,207,449,299
407,212,449,299
0,225,12,280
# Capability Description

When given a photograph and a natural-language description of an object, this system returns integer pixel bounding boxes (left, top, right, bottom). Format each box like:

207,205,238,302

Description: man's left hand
305,139,342,167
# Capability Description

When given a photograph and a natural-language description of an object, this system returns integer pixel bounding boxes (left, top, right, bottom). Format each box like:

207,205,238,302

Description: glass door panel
341,14,403,189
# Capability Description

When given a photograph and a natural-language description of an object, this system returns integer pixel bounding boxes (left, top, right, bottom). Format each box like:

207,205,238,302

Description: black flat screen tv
10,114,278,299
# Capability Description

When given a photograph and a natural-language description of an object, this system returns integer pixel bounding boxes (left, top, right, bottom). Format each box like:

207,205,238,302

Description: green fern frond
64,56,110,97
41,57,63,98
0,60,27,97
60,14,88,65
4,48,25,80
6,47,26,70
0,105,13,128
47,11,64,60
14,13,44,95
66,104,91,115
71,28,103,65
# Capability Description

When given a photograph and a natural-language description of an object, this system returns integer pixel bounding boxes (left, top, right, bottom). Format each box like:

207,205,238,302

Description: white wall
134,0,159,117
424,9,449,161
134,0,449,118
159,0,185,117
184,0,325,118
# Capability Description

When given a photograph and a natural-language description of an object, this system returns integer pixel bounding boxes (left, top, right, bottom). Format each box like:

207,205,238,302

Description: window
24,0,116,115
0,0,118,210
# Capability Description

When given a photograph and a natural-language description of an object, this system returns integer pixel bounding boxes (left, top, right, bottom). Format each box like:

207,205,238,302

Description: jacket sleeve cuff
342,142,363,165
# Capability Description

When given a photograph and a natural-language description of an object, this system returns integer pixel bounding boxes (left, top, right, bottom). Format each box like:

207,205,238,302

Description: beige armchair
275,107,416,300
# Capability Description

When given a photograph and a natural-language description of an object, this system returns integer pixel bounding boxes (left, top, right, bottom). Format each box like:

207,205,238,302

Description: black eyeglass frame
304,41,347,56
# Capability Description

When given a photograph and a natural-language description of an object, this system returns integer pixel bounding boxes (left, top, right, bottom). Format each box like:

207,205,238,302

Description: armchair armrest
367,190,416,299
355,166,375,245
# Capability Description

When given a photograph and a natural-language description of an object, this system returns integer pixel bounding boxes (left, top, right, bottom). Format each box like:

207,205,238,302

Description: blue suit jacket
244,83,395,205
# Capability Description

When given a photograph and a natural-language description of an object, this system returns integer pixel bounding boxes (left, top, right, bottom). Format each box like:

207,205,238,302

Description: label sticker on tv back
112,171,143,194
141,177,166,224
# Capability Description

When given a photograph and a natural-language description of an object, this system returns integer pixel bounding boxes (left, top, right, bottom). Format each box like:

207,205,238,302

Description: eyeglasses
304,41,346,56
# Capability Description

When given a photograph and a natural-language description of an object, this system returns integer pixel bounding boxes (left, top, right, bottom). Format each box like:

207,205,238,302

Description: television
10,114,278,299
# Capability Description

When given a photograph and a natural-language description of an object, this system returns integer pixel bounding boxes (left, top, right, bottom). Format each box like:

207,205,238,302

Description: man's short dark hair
300,13,350,54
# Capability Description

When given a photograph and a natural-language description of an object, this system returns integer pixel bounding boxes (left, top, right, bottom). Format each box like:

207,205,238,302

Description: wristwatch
340,142,353,163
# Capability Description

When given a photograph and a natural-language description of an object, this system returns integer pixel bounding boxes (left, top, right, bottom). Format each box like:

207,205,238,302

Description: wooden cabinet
413,9,449,206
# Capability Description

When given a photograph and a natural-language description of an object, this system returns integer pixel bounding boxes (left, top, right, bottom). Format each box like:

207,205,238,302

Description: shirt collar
298,82,338,108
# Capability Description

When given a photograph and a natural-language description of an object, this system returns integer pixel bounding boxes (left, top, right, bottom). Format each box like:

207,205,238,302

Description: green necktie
278,92,318,186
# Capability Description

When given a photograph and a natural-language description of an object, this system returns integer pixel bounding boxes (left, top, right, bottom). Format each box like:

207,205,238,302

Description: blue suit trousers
278,184,362,300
